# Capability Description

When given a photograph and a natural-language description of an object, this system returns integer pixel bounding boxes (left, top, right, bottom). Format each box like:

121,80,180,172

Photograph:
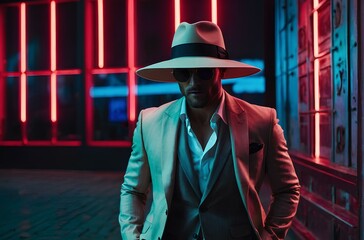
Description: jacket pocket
249,144,264,179
249,143,264,155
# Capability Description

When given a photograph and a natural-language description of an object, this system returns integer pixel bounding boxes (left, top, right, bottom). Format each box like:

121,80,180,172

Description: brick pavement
0,169,123,240
0,169,296,240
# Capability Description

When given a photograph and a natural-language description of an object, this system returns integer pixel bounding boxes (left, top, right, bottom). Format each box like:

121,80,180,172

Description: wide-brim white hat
136,21,261,82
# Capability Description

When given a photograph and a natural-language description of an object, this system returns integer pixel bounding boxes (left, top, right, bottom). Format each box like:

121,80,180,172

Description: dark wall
0,0,275,171
0,146,130,171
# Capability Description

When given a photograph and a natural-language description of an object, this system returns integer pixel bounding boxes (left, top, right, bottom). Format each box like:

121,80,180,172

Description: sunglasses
172,68,215,82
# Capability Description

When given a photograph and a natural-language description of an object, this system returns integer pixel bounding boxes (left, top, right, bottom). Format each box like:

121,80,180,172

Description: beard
178,79,222,109
185,93,209,108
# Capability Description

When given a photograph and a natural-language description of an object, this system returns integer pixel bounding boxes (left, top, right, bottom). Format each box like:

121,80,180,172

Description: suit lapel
159,99,183,203
225,94,250,208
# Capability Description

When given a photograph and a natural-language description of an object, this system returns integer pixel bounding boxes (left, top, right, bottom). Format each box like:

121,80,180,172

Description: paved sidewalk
0,169,296,240
0,169,123,240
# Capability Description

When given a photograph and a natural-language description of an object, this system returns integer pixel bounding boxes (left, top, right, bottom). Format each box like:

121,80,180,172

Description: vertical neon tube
127,0,136,122
50,1,56,72
50,74,57,123
50,1,57,122
313,2,319,57
313,0,320,157
174,0,180,30
98,0,104,68
211,0,217,24
20,74,26,122
313,51,320,156
20,3,26,123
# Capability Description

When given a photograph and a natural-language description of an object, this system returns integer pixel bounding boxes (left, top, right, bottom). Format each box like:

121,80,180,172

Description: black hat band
171,43,229,59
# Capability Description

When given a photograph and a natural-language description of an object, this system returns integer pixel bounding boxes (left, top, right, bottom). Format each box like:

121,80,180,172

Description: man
119,21,300,240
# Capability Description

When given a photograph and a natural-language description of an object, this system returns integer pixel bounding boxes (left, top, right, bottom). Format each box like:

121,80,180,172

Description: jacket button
193,233,199,239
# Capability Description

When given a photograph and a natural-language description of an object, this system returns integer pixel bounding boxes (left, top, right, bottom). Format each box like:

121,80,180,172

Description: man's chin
186,99,206,109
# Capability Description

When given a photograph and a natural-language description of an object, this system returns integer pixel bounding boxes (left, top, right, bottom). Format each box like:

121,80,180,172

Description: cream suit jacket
119,92,300,240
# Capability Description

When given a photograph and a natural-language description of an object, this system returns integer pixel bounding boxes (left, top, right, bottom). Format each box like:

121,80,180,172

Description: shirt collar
179,91,227,125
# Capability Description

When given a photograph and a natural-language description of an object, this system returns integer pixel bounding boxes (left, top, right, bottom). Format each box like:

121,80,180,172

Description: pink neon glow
20,3,26,72
313,0,319,8
174,0,180,29
20,3,26,122
127,0,136,122
6,69,81,77
50,1,57,122
313,0,320,158
312,10,319,57
20,73,26,122
98,0,104,68
50,1,56,71
314,60,320,157
211,0,217,24
51,73,57,122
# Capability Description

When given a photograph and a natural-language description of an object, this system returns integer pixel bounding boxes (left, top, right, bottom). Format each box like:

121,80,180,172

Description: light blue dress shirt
179,93,227,193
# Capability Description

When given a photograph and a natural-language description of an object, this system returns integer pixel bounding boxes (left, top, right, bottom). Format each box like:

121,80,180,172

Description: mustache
186,87,203,94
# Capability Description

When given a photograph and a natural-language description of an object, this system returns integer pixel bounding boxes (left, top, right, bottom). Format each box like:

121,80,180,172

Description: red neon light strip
20,3,26,72
20,3,26,122
6,69,81,77
314,60,320,157
91,68,129,74
127,0,136,122
20,73,26,122
50,1,56,72
313,0,320,157
50,1,57,122
312,2,319,57
98,0,104,68
211,0,217,24
51,73,57,122
0,140,82,147
174,0,180,29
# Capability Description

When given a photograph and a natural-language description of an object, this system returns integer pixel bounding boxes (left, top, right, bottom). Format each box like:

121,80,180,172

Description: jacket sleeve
263,109,300,239
119,110,151,240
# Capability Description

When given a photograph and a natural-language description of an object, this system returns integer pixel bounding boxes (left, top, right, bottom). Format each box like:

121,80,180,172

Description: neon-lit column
0,8,4,141
313,0,320,157
313,59,320,158
50,1,57,123
20,3,26,123
50,0,57,143
174,0,180,30
20,2,28,143
313,1,319,57
127,0,136,123
84,0,93,144
211,0,217,24
98,0,104,68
